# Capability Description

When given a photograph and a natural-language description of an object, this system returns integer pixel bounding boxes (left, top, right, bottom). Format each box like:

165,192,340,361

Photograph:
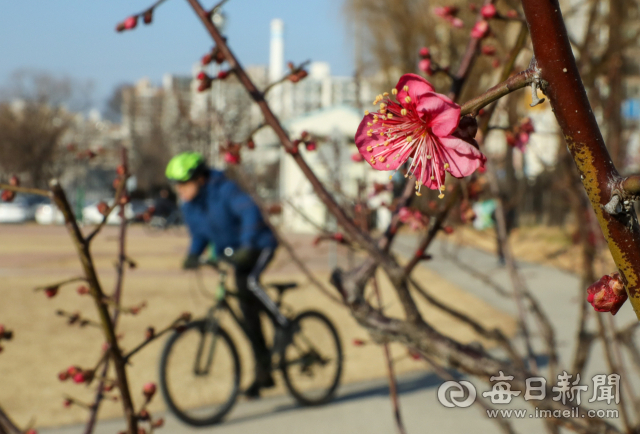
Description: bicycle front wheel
280,310,343,406
159,320,240,426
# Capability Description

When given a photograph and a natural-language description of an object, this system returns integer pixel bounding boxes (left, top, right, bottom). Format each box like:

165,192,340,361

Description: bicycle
158,260,343,426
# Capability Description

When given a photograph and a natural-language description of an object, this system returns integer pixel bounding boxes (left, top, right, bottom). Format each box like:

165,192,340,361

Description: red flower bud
152,418,165,428
288,74,300,83
443,226,454,234
77,285,89,295
224,151,241,165
58,371,69,381
587,273,628,315
73,372,86,384
506,10,519,19
67,366,80,376
296,70,308,80
116,165,126,176
217,70,230,80
305,141,317,151
333,233,344,242
1,190,15,203
138,409,150,421
352,339,365,346
97,202,109,216
246,139,255,150
197,71,207,81
104,383,114,392
419,47,430,58
124,16,138,30
201,52,213,65
480,4,497,19
145,326,155,340
143,382,157,399
143,9,153,25
63,399,72,408
9,175,19,187
26,429,37,434
45,286,59,298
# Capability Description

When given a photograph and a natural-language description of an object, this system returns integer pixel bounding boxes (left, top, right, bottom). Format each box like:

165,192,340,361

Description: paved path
40,237,635,433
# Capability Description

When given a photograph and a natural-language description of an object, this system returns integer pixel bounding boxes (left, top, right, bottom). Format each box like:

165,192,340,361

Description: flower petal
354,114,381,167
417,92,461,136
395,74,435,107
354,114,410,171
438,135,486,178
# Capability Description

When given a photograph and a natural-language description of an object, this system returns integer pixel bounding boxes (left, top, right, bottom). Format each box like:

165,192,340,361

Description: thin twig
0,184,49,197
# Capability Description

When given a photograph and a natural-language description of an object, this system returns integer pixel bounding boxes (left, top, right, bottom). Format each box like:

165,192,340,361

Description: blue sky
0,0,353,112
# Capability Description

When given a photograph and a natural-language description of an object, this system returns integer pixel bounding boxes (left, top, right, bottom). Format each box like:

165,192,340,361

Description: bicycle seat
269,282,298,294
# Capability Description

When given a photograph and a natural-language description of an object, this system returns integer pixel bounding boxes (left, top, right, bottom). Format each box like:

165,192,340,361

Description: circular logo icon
437,380,477,408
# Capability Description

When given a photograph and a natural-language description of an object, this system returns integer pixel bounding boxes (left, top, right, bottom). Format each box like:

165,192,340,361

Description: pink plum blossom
354,74,486,198
481,4,497,19
471,20,490,39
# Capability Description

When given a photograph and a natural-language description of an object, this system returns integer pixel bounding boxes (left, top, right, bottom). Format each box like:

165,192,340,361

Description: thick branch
521,0,640,320
49,179,138,434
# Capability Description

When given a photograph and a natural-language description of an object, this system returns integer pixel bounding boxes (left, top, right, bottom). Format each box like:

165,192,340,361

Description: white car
0,195,48,223
35,203,66,225
82,200,136,225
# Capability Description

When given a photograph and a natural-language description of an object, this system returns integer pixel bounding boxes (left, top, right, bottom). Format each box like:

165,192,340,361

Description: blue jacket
181,170,278,257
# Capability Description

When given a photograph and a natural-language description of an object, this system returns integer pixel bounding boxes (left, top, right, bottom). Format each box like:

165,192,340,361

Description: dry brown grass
0,224,516,428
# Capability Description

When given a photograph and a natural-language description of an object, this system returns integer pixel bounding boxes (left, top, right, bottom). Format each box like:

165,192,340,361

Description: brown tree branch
521,0,640,320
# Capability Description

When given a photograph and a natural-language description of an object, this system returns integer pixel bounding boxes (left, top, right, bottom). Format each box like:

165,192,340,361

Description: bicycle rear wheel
159,320,240,426
280,310,343,406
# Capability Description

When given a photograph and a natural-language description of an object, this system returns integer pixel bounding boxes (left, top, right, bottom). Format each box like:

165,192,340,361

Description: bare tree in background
0,70,95,188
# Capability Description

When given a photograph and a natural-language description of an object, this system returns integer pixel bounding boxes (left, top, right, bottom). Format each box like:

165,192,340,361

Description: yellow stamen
416,192,422,196
440,185,446,191
389,175,393,180
431,176,435,180
364,110,369,115
367,132,372,137
387,113,393,119
405,96,412,103
366,146,373,152
406,136,412,142
383,92,389,97
367,122,372,126
392,88,398,95
401,109,407,116
386,164,390,168
438,193,445,199
444,163,450,169
427,155,432,159
403,85,409,92
378,156,386,162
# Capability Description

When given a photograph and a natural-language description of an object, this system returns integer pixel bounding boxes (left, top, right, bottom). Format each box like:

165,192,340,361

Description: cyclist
165,152,288,398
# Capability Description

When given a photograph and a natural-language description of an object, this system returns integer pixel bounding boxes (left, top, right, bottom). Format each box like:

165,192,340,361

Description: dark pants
234,247,287,379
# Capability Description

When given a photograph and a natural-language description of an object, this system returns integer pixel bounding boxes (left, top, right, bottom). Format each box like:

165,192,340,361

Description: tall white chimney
269,19,284,83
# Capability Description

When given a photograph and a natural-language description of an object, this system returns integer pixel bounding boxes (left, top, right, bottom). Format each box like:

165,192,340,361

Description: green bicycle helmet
165,152,208,183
